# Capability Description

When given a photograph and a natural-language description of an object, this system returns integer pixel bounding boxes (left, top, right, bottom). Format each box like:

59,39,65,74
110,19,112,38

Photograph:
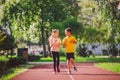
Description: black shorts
66,53,74,60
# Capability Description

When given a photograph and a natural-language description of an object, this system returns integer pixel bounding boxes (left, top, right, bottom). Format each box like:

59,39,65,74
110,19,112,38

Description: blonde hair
52,29,59,33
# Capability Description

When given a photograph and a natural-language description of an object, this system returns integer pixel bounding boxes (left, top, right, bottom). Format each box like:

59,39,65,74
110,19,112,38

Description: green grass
0,56,9,61
1,55,119,62
34,56,120,62
39,56,66,62
0,55,17,61
0,63,36,80
95,63,120,73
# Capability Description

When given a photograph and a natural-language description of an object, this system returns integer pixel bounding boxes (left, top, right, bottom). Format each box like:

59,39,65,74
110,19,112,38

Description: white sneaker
67,71,71,74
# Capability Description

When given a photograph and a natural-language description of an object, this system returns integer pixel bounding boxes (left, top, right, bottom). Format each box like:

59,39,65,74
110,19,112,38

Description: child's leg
56,52,60,72
56,53,59,67
70,58,75,67
70,58,77,71
67,59,71,71
70,53,75,67
52,52,56,72
66,54,72,74
70,55,77,71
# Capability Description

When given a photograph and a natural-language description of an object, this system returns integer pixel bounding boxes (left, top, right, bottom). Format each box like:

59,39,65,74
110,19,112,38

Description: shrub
7,57,26,69
75,43,81,56
0,57,26,77
0,61,7,77
28,55,40,61
75,43,88,57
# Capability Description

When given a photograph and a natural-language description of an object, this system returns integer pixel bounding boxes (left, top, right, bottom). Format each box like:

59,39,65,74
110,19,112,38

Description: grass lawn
95,63,120,73
35,56,120,62
0,63,36,80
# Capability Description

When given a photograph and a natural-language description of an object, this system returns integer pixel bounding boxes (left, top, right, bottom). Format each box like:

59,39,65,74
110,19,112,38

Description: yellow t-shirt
62,36,77,53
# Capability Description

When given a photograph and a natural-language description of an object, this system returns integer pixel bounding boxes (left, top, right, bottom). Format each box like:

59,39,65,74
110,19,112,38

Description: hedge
28,55,40,61
0,57,26,77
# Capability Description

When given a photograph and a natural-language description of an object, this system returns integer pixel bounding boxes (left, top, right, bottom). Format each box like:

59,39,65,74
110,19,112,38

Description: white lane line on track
64,65,75,80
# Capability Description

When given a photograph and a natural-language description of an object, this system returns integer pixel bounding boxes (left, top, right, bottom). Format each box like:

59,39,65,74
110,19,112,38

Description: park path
11,62,120,80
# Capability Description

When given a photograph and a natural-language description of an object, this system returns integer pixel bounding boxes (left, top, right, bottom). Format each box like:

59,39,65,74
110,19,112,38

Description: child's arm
48,36,57,47
62,39,66,48
70,40,77,44
70,37,77,44
56,38,61,47
50,39,57,47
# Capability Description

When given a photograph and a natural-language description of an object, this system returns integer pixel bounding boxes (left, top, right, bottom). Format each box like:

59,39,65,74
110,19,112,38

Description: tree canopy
0,0,120,52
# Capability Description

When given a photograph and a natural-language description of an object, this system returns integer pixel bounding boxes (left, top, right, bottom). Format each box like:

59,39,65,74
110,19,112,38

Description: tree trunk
45,30,51,56
41,24,46,57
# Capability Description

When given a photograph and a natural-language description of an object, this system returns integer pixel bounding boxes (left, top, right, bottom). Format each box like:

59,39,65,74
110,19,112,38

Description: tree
0,25,16,56
62,18,84,38
76,0,120,44
0,27,6,44
1,0,74,57
0,35,16,50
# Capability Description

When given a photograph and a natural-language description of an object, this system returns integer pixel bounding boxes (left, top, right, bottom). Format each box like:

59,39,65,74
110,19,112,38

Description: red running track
11,63,120,80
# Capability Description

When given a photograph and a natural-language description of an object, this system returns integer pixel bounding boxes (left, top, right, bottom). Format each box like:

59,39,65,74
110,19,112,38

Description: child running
48,29,61,74
62,27,77,74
